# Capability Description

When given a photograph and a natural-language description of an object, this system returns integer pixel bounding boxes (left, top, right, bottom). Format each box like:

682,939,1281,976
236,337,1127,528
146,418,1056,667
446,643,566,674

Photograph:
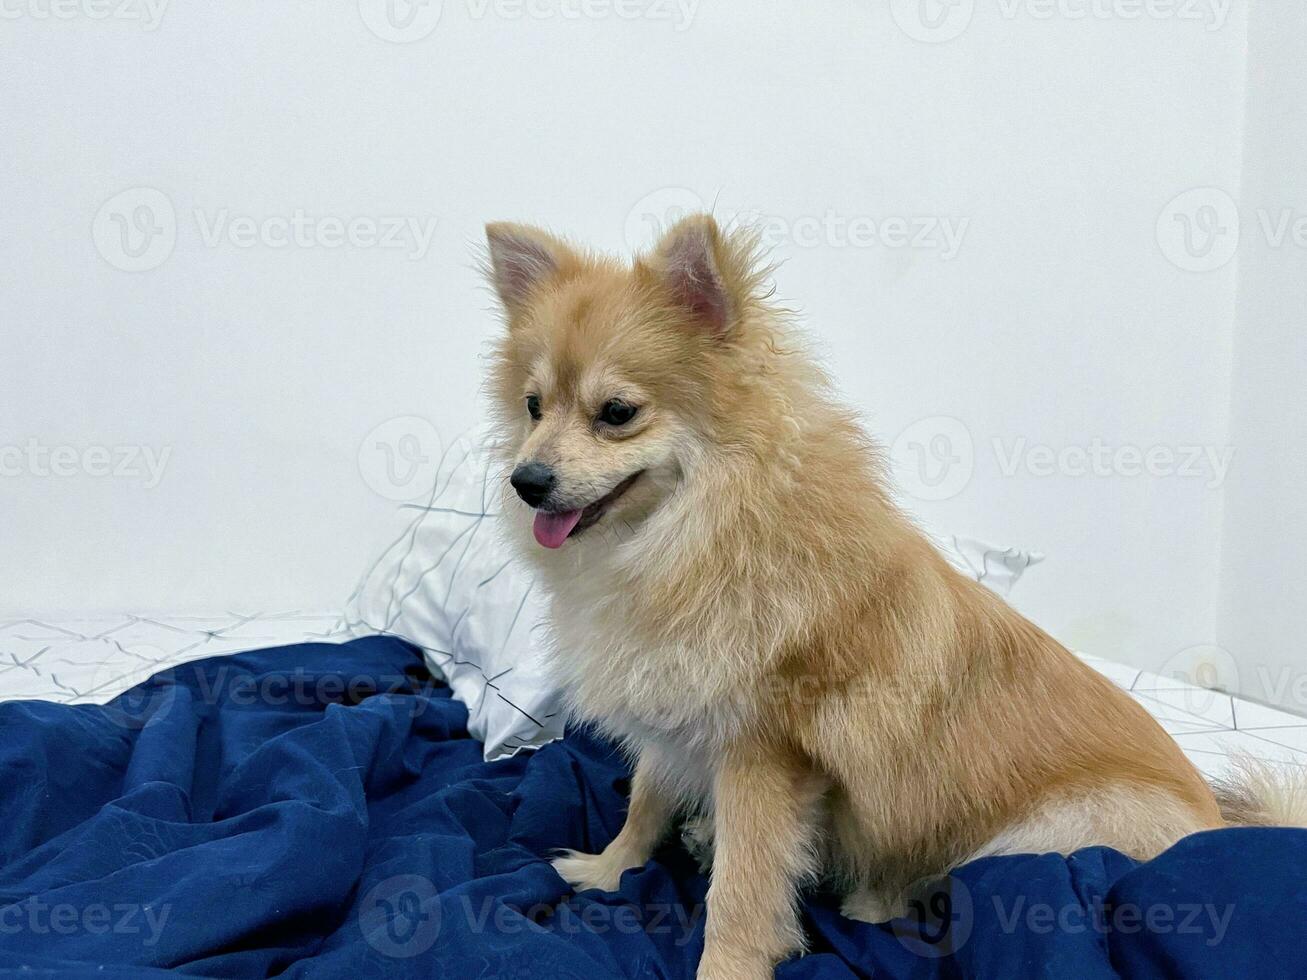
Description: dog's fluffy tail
1211,754,1307,827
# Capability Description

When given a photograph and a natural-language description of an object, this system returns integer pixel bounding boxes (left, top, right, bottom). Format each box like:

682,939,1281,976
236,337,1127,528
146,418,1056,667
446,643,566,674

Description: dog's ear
484,222,574,313
641,214,735,337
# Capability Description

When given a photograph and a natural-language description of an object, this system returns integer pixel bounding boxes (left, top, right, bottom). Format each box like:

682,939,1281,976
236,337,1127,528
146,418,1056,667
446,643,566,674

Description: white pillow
935,533,1044,596
344,430,562,761
345,430,1043,760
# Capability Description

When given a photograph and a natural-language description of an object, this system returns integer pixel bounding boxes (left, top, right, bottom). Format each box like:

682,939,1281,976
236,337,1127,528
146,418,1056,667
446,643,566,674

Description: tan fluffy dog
483,214,1304,980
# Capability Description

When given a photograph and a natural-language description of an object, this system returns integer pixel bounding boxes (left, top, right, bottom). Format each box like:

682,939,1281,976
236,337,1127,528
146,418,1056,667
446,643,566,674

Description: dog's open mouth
532,471,642,549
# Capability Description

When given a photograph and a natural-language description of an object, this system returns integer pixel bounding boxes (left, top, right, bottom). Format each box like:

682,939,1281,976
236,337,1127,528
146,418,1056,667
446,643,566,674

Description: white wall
1216,2,1307,713
2,2,1253,684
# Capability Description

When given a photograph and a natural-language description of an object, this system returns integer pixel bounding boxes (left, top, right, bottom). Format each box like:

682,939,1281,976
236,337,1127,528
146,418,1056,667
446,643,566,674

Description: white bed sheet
0,611,1302,781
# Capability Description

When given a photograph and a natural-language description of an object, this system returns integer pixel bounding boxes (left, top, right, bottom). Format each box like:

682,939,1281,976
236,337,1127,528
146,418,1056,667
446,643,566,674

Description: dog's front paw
680,812,715,872
551,848,632,893
840,886,904,924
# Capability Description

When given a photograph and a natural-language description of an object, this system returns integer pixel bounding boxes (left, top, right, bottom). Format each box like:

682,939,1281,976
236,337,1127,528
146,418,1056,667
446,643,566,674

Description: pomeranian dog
483,214,1305,980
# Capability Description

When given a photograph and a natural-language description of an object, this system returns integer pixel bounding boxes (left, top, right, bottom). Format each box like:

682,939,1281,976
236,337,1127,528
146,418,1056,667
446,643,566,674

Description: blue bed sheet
0,636,1301,978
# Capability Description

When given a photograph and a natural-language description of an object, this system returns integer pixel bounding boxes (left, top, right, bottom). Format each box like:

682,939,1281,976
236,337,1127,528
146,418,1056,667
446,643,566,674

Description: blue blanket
0,637,1301,978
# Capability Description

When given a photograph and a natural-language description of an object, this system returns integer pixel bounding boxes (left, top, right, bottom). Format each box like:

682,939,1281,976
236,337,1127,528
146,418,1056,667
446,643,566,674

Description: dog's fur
483,214,1307,980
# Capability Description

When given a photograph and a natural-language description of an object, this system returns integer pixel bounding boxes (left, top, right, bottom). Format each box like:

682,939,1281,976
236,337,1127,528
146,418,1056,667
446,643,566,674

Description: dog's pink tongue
533,509,583,549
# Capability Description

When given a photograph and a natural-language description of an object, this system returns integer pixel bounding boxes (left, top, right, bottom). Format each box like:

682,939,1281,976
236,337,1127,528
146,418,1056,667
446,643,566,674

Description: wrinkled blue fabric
0,637,1300,978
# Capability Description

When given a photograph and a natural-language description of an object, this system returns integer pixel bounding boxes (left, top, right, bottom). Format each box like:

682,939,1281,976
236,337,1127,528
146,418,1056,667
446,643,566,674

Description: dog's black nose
510,462,555,507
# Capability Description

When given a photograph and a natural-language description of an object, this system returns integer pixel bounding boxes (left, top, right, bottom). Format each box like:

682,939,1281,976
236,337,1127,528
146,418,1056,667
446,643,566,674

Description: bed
0,613,1304,978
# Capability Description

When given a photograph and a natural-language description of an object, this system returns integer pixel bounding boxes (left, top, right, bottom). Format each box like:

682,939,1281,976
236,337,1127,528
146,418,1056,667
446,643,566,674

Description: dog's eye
526,394,542,421
597,399,638,427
